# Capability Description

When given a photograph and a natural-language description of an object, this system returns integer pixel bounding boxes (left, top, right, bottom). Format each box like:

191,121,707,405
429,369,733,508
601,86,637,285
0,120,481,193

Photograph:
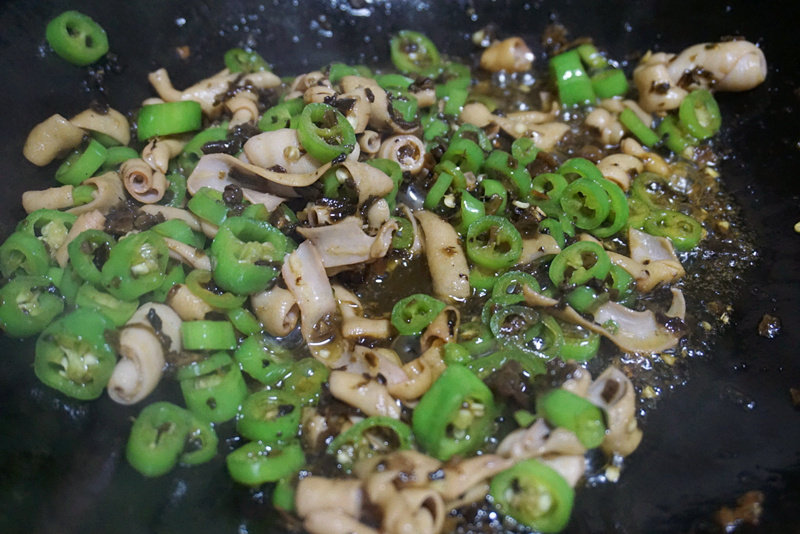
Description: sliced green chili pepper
619,108,660,148
0,231,51,278
67,229,114,286
272,477,297,512
537,388,606,448
458,190,486,234
34,308,115,400
74,283,137,327
390,216,414,250
492,271,541,301
297,102,356,163
160,173,188,207
484,150,532,197
226,307,262,336
177,126,229,174
185,269,247,310
187,187,230,226
657,115,697,154
442,138,484,175
55,139,107,186
643,210,703,251
549,241,611,287
591,178,629,238
390,30,442,75
530,173,568,217
490,459,574,533
559,321,601,361
100,146,139,172
565,285,606,314
466,348,546,380
436,80,469,115
50,264,82,306
469,265,503,292
224,47,271,73
560,177,610,230
150,263,185,303
226,441,305,486
137,101,203,141
211,216,288,295
458,321,496,357
179,352,247,423
557,157,605,182
328,63,363,84
126,402,192,477
511,137,539,167
576,43,608,71
258,98,304,132
591,69,629,99
181,413,219,466
391,293,447,336
387,88,419,124
631,171,683,211
489,304,542,348
281,358,330,406
17,209,77,254
101,230,169,301
679,89,721,140
478,178,508,216
327,416,413,473
151,219,205,250
45,10,109,66
605,264,636,306
454,123,493,153
549,49,595,107
422,111,449,142
412,364,496,461
234,333,294,385
538,218,566,249
366,158,403,211
181,320,237,351
443,342,472,365
237,389,302,444
0,275,64,338
466,215,523,271
423,170,453,211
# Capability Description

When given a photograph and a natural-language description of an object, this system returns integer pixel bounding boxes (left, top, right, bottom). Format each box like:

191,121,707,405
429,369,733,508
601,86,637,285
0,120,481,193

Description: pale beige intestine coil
107,303,182,405
121,158,167,204
23,114,85,166
378,134,427,174
70,107,131,146
480,37,534,72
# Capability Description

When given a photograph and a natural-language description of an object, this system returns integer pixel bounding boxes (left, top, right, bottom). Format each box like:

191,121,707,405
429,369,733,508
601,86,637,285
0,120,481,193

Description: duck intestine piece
148,68,280,115
243,129,322,174
297,216,399,269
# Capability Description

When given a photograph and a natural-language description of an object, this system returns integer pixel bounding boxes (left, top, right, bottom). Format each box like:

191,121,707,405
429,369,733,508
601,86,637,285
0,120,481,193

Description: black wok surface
1,1,799,533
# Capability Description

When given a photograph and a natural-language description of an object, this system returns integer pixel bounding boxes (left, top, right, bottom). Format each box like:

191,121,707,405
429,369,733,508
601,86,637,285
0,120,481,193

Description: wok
1,0,798,532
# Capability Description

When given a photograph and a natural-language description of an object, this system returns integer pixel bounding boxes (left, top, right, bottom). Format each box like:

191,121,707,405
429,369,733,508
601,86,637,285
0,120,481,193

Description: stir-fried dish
0,12,768,533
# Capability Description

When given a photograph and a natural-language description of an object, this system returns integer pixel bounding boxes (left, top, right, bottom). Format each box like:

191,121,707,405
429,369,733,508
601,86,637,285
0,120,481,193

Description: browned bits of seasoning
715,490,765,530
790,388,800,408
175,45,191,60
757,313,781,338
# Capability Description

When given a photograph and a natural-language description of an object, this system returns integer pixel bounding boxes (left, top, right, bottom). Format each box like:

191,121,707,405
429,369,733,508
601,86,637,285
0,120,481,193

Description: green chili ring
0,275,65,338
226,441,306,486
137,101,203,141
45,10,109,66
489,459,575,533
536,388,607,448
326,416,414,472
55,139,108,186
466,215,523,271
237,389,302,444
549,241,611,287
643,210,703,251
679,89,721,140
559,177,610,230
391,293,447,336
297,102,356,163
389,30,442,75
